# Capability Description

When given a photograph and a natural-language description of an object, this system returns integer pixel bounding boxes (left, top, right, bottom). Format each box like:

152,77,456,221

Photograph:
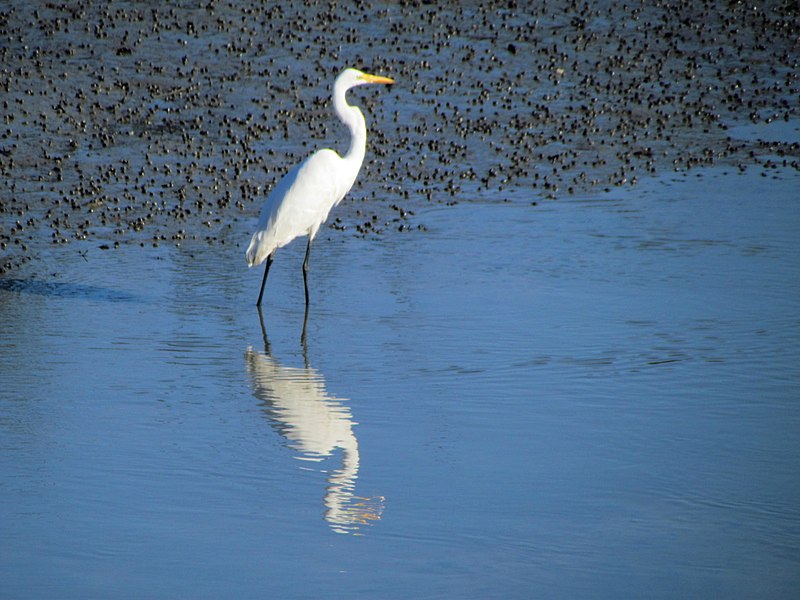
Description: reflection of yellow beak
354,496,386,524
361,73,395,85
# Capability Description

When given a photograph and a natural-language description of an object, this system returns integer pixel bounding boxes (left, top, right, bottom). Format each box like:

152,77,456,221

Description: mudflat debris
1,1,798,274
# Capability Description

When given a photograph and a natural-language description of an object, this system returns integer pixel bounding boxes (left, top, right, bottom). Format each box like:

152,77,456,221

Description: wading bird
246,68,394,309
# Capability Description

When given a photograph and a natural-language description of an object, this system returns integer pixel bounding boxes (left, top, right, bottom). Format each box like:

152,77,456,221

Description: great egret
246,68,395,308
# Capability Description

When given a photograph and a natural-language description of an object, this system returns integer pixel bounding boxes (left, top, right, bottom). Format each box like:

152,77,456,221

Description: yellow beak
361,72,395,85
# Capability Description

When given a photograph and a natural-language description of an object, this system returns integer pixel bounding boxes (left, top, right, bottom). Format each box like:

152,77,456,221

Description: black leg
256,304,270,354
256,253,274,307
302,236,313,309
300,305,309,354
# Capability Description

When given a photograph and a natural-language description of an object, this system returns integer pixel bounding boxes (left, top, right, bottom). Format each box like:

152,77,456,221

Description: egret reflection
245,313,383,534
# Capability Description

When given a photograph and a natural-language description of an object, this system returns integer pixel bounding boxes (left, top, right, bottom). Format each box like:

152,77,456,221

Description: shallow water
2,165,800,598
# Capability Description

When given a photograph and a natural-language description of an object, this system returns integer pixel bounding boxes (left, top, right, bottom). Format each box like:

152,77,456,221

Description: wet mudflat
2,0,798,272
2,0,800,598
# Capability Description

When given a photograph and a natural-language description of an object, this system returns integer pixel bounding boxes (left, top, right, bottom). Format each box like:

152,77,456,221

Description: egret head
337,68,394,89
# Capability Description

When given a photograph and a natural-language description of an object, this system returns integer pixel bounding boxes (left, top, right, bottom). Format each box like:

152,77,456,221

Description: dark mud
1,0,798,274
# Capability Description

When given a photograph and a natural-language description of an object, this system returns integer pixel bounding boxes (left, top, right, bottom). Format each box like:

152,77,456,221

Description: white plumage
246,68,394,308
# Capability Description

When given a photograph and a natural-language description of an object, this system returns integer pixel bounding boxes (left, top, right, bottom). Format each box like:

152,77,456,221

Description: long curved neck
333,81,367,168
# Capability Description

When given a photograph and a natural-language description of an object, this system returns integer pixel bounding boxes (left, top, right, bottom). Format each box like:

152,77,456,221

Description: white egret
246,68,395,308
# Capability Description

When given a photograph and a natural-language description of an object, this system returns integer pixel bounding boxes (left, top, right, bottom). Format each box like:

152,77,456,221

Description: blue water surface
1,166,799,599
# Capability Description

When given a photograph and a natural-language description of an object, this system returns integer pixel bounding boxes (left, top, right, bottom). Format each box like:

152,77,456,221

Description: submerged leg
301,305,309,352
256,253,274,307
256,305,270,354
302,236,313,309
